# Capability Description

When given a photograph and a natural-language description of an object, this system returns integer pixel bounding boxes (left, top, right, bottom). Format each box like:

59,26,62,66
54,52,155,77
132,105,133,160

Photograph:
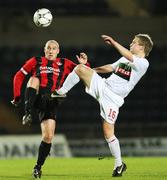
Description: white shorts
86,72,124,124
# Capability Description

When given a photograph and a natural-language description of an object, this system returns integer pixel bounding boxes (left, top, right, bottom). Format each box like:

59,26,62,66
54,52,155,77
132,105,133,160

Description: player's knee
103,121,115,139
43,133,54,143
27,76,40,90
104,132,115,140
105,135,116,143
75,64,87,76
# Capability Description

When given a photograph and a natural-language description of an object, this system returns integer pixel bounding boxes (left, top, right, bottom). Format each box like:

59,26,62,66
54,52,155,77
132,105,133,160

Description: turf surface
0,157,166,180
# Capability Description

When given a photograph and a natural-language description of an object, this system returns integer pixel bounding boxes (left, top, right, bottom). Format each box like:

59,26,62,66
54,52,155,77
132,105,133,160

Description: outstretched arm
101,35,133,62
11,58,36,106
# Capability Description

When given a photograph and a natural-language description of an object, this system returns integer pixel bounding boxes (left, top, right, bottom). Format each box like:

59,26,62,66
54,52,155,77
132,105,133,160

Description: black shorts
34,92,59,122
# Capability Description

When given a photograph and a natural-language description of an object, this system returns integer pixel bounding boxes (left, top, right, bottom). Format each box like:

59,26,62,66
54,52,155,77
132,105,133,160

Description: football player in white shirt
52,34,153,177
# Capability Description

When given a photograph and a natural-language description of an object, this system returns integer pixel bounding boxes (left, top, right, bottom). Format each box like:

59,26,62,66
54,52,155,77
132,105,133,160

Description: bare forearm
102,35,133,62
93,64,113,73
112,41,133,62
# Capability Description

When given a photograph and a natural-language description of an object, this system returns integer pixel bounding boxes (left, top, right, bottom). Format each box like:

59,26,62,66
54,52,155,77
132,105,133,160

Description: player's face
44,42,60,60
130,37,144,55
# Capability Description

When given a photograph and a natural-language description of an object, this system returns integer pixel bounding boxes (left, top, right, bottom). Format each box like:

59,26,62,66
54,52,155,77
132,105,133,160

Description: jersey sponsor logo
114,63,131,81
39,66,60,75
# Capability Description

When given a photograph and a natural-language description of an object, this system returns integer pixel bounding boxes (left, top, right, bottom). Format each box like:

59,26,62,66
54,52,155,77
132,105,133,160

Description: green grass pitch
0,157,166,180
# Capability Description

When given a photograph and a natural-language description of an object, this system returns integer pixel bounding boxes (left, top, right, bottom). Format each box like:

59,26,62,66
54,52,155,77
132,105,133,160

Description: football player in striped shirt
11,40,89,178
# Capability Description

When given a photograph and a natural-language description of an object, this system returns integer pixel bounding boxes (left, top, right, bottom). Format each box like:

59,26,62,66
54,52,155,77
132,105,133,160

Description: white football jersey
105,55,149,98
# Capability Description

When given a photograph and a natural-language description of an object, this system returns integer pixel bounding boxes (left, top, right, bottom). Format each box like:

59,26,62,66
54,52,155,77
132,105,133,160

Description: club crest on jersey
114,63,131,81
56,62,62,66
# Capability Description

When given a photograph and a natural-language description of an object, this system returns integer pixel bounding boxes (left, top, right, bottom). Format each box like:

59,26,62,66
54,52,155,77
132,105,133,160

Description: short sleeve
111,57,123,70
131,55,149,71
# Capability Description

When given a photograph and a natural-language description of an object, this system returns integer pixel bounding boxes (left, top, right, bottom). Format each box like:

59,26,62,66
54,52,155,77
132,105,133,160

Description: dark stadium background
0,0,166,151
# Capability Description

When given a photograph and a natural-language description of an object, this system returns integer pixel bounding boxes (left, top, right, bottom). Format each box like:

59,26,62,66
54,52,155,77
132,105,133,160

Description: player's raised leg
22,76,39,125
75,64,93,89
54,64,94,96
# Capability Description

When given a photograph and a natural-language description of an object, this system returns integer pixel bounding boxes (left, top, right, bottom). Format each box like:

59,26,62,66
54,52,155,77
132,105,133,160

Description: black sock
24,87,37,114
37,141,51,166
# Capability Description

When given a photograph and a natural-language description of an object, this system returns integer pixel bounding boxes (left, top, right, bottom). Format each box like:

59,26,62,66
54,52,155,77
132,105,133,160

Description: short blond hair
45,40,59,49
135,34,153,57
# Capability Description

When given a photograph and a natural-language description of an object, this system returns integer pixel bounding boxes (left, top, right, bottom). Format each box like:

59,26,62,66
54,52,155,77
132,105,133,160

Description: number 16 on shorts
108,108,118,123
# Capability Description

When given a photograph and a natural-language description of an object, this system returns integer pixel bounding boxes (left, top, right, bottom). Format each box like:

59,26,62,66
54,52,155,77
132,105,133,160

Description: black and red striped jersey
13,56,84,99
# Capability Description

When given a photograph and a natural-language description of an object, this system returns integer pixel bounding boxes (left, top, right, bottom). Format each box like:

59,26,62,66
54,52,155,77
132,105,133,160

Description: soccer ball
33,8,53,27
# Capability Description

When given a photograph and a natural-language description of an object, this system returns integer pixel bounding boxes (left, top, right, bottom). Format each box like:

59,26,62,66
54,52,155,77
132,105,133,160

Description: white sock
106,135,122,169
57,69,80,94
